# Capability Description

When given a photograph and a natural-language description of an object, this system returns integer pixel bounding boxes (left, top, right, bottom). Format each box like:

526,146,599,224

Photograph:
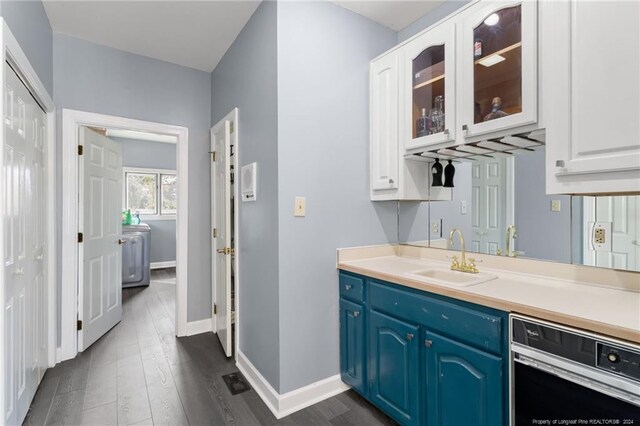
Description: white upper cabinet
543,0,640,194
403,24,456,151
370,52,449,201
459,0,538,139
370,52,399,193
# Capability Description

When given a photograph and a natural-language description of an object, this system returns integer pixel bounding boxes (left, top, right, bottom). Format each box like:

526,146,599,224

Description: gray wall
276,1,397,393
117,137,177,170
116,137,177,264
53,33,212,328
1,0,53,96
210,1,281,390
397,0,471,43
514,150,572,263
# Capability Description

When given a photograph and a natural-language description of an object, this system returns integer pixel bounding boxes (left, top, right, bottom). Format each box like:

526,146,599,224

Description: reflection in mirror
398,147,640,273
572,196,640,272
401,147,571,263
398,201,430,247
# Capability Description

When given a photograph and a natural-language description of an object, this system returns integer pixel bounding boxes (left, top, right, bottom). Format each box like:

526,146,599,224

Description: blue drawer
369,280,503,355
339,272,365,303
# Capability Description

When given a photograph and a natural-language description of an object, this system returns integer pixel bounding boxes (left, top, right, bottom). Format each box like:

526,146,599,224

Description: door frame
0,18,57,420
210,108,240,360
60,109,189,361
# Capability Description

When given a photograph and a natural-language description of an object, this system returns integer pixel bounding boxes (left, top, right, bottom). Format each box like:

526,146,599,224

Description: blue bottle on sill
132,212,141,225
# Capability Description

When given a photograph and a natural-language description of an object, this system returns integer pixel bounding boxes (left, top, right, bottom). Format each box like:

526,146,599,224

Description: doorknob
118,238,126,245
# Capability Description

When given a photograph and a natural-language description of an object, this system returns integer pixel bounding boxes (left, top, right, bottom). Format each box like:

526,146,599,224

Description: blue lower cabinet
425,330,504,426
369,310,420,426
338,272,507,426
339,298,366,394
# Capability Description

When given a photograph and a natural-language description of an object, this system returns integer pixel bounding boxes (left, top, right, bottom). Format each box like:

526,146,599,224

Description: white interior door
3,63,48,425
471,157,509,254
584,196,640,272
211,119,232,357
78,127,123,351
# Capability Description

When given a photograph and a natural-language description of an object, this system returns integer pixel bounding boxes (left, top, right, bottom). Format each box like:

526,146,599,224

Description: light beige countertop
337,245,640,344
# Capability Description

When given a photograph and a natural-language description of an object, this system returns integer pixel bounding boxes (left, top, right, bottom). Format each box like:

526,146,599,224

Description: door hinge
77,320,83,331
230,121,234,134
214,304,217,315
78,145,84,155
213,228,217,238
77,232,83,243
211,151,216,162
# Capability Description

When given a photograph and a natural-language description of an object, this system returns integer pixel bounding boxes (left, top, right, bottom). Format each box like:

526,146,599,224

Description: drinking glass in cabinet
413,45,445,139
473,5,522,124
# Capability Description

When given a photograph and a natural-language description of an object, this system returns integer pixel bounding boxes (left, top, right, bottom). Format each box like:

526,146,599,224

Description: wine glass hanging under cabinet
404,24,456,151
461,0,538,138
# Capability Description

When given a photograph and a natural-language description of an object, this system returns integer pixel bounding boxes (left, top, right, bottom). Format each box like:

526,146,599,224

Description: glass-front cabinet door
403,24,456,151
460,0,537,138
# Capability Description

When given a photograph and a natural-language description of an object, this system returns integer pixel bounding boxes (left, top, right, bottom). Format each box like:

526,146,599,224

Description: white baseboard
150,261,176,269
185,318,212,336
236,350,349,419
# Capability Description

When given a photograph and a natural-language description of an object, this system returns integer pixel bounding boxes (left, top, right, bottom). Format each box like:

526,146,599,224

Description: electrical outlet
460,200,467,215
431,221,440,235
591,222,612,252
294,197,306,217
551,200,561,212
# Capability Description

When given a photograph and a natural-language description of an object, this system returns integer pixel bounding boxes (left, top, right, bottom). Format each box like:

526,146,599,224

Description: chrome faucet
448,228,478,274
506,225,517,257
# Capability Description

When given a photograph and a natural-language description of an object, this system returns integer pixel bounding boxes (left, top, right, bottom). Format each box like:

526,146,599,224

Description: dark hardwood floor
24,269,396,425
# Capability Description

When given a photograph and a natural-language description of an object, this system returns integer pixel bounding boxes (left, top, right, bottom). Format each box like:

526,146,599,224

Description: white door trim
210,108,240,360
60,109,189,361
0,18,56,422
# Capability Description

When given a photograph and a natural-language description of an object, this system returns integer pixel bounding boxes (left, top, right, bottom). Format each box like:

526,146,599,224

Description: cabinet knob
345,284,352,290
425,339,433,348
353,311,360,318
555,160,565,168
406,333,414,342
388,178,394,184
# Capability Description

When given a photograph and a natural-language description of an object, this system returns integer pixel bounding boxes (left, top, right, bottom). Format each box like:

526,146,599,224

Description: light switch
460,200,467,215
551,200,561,212
294,197,306,217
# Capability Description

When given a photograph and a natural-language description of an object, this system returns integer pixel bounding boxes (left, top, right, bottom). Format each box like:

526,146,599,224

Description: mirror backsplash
399,147,640,273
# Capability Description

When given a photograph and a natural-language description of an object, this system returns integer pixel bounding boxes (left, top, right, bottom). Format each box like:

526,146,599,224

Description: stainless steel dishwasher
510,314,640,425
122,223,151,288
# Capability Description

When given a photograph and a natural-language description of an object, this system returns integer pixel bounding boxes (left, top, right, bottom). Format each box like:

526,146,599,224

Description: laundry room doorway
59,110,189,361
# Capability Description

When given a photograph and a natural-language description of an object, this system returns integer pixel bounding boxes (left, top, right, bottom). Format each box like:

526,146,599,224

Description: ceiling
43,0,262,72
330,0,446,31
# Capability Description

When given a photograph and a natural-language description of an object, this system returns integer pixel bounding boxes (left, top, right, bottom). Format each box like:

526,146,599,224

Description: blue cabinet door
425,330,504,426
369,310,420,426
340,298,366,394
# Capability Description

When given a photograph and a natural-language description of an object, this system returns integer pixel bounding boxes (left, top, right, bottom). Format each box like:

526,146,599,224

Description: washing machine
122,223,151,288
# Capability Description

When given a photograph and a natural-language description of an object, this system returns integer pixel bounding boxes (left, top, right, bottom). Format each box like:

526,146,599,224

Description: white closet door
78,127,123,351
212,119,232,357
471,158,508,255
3,63,47,426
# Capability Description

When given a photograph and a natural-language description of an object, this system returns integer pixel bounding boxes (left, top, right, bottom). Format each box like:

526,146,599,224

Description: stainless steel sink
404,268,497,287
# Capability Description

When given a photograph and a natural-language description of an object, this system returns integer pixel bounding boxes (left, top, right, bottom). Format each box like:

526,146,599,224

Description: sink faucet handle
467,258,479,273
